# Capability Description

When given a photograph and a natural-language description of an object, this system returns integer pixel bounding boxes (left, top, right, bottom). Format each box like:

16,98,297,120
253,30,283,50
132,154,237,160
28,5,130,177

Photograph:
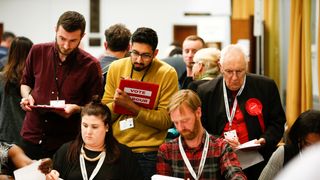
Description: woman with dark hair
0,36,33,144
259,109,320,180
45,96,143,180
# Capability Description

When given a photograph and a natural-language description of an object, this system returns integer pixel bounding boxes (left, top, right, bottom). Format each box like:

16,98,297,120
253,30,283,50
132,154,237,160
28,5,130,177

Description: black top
187,79,209,92
53,142,144,180
0,73,25,144
179,71,193,89
283,144,300,166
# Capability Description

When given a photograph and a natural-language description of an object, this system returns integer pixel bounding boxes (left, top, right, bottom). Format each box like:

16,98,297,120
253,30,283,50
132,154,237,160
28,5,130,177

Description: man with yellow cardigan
102,27,178,180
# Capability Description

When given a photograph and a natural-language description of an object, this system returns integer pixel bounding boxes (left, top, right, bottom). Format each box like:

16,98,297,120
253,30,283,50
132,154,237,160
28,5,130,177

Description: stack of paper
235,139,264,169
236,139,261,151
14,160,45,180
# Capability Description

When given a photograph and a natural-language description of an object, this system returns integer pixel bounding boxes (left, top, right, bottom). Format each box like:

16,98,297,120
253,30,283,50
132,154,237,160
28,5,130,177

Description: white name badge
119,118,134,131
224,129,238,139
50,100,65,108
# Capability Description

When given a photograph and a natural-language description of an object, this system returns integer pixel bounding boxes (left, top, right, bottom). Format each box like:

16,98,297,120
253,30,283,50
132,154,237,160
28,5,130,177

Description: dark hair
67,95,120,163
289,110,320,147
131,27,158,51
170,41,181,47
3,36,33,94
1,31,16,41
56,11,86,36
169,46,182,57
104,24,131,52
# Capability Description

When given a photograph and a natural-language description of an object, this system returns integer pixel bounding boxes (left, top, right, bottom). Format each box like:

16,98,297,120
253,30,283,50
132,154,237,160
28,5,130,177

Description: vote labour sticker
124,87,152,97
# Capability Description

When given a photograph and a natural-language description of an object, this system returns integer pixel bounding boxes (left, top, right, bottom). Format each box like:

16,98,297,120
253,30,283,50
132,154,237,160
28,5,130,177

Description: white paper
236,150,264,169
236,139,261,150
152,174,184,180
50,100,66,107
224,130,238,139
14,160,45,180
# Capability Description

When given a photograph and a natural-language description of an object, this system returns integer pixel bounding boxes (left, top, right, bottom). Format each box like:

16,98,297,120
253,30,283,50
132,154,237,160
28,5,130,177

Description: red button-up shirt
20,42,102,151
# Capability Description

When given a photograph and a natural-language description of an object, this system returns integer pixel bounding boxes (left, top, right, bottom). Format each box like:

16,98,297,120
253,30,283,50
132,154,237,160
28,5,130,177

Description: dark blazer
197,73,286,159
187,79,208,92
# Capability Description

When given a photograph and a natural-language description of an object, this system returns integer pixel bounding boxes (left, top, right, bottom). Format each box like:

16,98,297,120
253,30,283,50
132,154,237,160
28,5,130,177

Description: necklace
80,145,106,180
80,145,105,162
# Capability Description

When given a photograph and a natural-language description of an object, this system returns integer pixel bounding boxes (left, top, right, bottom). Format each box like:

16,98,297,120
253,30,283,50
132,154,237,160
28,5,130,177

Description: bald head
219,44,248,91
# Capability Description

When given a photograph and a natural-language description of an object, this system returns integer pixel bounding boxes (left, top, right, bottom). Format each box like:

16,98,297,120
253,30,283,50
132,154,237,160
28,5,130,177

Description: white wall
0,0,89,44
0,0,230,58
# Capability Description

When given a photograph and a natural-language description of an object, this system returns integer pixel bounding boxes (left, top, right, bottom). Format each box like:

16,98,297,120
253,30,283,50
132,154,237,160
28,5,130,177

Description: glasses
223,69,246,77
130,50,153,60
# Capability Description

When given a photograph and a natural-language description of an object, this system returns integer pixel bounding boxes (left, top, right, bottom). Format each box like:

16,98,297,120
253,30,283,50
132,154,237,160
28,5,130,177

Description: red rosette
246,98,265,133
245,98,263,116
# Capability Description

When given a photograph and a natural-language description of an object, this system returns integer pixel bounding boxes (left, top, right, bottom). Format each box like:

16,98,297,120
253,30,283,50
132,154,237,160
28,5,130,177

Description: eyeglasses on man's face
223,69,246,77
130,50,153,60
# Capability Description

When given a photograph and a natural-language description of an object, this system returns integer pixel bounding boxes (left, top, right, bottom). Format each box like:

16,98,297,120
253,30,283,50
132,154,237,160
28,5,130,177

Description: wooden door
231,16,256,73
173,25,197,47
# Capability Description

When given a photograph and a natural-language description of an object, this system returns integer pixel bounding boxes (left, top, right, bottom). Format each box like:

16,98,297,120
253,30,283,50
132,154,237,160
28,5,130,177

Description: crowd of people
0,10,318,180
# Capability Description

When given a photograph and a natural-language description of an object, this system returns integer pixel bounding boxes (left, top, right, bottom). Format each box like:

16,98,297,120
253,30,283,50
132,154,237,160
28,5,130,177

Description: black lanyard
130,62,152,82
53,59,69,100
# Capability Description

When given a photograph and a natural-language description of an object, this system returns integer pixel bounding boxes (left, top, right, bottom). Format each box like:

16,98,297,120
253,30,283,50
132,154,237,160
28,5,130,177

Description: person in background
164,42,182,58
162,43,184,140
44,96,143,180
179,35,205,89
162,43,184,85
102,27,178,179
274,142,320,180
168,46,182,57
19,11,102,160
100,23,131,94
0,142,54,180
0,32,16,60
0,37,33,145
0,31,16,70
187,47,220,92
259,109,320,180
157,89,247,180
197,44,285,180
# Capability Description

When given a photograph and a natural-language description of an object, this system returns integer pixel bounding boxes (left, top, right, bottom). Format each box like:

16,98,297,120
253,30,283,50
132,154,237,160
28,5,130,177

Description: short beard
55,37,79,56
181,116,201,140
132,62,151,72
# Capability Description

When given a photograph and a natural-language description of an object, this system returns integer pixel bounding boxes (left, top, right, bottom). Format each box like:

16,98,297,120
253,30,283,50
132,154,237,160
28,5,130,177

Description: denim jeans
134,151,157,180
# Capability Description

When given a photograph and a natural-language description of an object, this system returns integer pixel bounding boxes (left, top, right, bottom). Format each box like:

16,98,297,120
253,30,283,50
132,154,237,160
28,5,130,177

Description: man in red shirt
20,11,102,159
197,44,285,179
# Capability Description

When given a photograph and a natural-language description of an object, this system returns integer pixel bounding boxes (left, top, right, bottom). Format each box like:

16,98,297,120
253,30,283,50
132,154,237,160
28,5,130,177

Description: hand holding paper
14,160,45,180
224,130,240,150
114,79,159,115
236,139,261,151
51,104,80,118
114,88,141,115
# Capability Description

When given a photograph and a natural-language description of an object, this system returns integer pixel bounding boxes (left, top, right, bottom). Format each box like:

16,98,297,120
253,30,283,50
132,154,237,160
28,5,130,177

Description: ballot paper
236,150,264,169
151,174,184,180
14,160,45,180
236,139,261,151
234,139,264,169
